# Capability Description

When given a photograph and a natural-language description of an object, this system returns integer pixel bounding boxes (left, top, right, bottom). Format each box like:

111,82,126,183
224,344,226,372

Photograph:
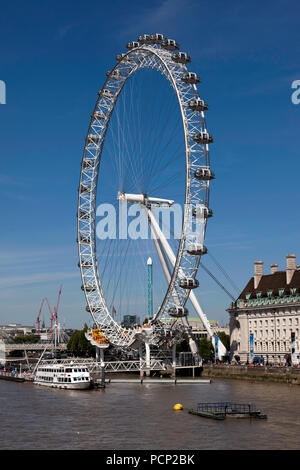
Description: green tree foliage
12,334,39,344
198,337,214,361
67,329,95,357
216,331,230,351
176,337,190,353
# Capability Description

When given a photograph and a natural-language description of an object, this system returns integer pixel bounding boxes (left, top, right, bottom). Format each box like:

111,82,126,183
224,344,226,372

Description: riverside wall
201,365,300,385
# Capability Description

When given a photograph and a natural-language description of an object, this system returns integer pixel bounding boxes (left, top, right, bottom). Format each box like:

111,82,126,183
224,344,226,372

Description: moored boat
34,361,92,390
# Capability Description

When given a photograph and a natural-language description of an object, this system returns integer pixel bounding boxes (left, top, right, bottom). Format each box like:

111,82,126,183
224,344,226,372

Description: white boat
34,362,92,390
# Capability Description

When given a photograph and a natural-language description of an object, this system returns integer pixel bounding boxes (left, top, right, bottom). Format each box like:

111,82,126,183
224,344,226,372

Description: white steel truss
77,38,214,348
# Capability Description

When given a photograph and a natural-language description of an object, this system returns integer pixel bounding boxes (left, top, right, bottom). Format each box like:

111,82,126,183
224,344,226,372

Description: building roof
238,269,300,300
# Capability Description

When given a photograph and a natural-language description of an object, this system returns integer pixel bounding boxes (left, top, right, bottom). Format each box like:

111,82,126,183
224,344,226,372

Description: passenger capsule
192,206,213,218
194,168,215,181
86,305,101,313
91,110,106,120
98,89,115,99
126,41,140,50
149,33,165,44
116,53,130,62
87,134,100,144
168,306,188,318
78,259,93,268
138,34,151,44
78,210,90,220
188,98,208,112
181,72,201,85
82,159,96,169
79,184,92,193
179,278,199,289
193,131,213,144
81,284,97,292
77,235,91,244
172,52,191,64
187,243,208,256
106,69,124,79
162,39,179,51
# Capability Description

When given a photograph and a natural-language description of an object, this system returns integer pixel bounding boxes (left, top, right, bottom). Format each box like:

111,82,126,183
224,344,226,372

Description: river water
0,377,299,450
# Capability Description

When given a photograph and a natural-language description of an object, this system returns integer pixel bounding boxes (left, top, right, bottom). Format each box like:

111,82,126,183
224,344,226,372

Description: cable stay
206,249,241,296
199,262,236,302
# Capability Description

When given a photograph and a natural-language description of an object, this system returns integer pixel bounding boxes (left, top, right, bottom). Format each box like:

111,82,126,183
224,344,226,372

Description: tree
198,337,214,361
216,331,230,352
67,329,95,357
176,337,190,353
12,334,39,344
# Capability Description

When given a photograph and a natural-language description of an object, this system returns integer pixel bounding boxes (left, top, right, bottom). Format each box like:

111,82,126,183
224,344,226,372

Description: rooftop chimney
254,261,263,289
286,254,296,284
270,264,278,274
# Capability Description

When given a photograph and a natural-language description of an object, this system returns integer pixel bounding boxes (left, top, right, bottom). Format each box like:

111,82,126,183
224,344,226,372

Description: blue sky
0,0,300,329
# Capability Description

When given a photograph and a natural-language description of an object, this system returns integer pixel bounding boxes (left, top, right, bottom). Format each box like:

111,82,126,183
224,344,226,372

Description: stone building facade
228,255,300,364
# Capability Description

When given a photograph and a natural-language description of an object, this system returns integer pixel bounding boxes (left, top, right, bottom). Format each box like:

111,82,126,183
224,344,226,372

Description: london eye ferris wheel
77,33,215,353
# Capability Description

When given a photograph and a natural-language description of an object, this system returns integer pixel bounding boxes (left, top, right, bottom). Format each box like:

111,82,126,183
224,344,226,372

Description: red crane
36,286,62,338
54,284,62,326
36,298,45,335
45,298,54,332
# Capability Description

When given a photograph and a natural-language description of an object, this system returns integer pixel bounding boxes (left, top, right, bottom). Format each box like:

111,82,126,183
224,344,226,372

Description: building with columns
228,254,300,364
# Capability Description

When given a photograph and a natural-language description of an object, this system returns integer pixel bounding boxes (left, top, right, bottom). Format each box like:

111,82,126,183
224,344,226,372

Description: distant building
122,315,140,327
0,323,36,337
228,255,300,364
187,318,229,340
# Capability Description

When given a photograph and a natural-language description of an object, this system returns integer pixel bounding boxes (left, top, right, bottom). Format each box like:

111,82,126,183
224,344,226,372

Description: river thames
1,377,299,450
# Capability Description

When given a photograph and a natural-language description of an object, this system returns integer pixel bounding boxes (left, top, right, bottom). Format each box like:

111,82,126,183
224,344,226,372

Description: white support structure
146,206,227,360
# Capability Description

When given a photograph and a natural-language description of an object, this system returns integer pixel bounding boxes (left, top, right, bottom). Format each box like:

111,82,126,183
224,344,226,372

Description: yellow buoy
173,403,183,411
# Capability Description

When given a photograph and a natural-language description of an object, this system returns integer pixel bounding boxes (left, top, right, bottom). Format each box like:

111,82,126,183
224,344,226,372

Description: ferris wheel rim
77,39,213,347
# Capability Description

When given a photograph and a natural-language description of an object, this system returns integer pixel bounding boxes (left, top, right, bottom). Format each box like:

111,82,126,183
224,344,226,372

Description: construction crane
48,285,63,339
36,298,45,335
53,284,62,327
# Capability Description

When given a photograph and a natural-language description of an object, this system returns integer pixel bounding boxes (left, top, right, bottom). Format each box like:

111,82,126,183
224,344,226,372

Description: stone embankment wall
201,365,300,385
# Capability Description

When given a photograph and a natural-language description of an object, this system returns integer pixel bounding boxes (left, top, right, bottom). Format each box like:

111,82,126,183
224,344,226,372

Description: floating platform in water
96,378,211,385
0,373,25,383
189,402,267,420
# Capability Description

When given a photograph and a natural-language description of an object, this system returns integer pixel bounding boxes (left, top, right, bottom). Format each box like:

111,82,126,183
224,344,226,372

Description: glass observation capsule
192,206,213,218
168,306,188,318
78,210,90,220
81,284,97,292
138,34,151,44
194,168,215,180
178,278,199,289
87,134,100,144
188,98,208,111
193,131,213,144
186,244,208,255
162,39,179,51
172,52,191,64
126,41,140,50
82,159,96,169
91,110,106,120
149,33,165,44
181,72,201,85
78,235,91,244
